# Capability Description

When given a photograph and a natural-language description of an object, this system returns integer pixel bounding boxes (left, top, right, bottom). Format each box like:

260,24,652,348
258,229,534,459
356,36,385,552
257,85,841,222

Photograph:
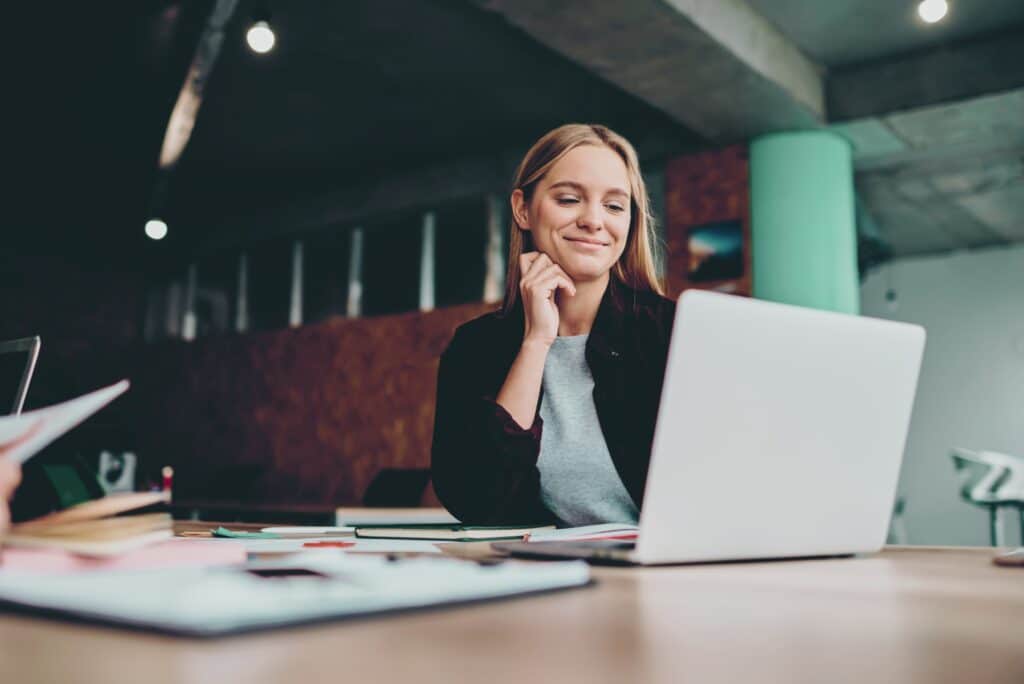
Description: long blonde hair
501,123,664,314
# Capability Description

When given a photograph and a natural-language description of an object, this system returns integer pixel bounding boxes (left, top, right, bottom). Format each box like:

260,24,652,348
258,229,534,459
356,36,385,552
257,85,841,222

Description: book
4,490,173,557
354,524,554,542
0,380,177,557
335,507,458,526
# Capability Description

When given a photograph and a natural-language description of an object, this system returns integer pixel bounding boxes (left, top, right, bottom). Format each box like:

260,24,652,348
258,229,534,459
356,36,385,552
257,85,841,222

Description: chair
362,468,431,507
950,448,1024,546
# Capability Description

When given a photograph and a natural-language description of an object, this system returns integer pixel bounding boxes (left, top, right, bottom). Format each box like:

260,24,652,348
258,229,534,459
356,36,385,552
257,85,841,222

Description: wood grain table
1,546,1021,683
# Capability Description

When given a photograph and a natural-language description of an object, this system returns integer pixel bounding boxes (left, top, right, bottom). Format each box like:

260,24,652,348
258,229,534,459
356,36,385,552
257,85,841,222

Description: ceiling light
145,219,168,241
917,0,948,24
246,20,275,54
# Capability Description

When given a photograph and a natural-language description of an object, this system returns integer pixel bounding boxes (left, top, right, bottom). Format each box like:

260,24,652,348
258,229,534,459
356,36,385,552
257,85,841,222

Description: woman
431,123,675,526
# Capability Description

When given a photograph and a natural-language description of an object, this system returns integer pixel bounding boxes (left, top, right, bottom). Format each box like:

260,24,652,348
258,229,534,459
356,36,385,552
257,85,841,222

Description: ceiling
832,89,1024,257
746,0,1024,67
7,0,1023,269
155,0,704,260
6,1,700,267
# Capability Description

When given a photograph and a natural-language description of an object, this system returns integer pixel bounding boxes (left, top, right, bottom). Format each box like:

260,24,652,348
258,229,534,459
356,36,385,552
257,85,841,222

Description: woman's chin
562,262,614,284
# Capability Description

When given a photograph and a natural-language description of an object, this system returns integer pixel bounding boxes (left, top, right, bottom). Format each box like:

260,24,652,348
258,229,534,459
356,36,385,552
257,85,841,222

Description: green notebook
354,524,554,542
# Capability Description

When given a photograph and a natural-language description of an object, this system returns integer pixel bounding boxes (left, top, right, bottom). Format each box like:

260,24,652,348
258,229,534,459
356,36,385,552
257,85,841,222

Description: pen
162,466,174,500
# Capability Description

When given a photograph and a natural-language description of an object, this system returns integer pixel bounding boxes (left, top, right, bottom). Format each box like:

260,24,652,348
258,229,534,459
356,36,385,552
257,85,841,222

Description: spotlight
145,219,168,241
246,20,276,54
917,0,948,24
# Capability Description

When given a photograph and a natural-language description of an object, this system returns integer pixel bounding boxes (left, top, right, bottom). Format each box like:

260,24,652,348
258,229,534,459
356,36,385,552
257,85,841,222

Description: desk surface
1,546,1021,683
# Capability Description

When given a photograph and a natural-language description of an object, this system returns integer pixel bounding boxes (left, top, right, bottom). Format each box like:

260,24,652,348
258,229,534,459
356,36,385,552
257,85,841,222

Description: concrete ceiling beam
828,27,1024,121
469,0,825,142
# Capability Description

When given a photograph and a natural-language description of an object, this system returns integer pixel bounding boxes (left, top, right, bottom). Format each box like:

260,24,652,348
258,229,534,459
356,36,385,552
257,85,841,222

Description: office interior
1,0,1023,680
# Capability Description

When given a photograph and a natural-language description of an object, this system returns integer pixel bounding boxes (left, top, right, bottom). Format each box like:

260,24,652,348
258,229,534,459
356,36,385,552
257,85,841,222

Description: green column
750,131,859,314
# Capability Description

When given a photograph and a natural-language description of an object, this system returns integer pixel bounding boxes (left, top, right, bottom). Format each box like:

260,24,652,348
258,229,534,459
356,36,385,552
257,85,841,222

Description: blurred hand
0,460,21,534
519,252,576,346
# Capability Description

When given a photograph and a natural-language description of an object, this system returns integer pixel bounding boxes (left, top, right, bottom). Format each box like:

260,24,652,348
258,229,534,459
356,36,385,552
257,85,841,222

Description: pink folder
0,538,246,574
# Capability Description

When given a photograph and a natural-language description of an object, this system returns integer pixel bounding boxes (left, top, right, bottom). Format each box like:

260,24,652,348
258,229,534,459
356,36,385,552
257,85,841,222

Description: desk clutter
0,380,595,638
0,507,609,636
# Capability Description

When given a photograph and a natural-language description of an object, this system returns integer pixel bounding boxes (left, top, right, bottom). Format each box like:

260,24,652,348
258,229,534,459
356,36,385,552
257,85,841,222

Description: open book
5,491,172,557
0,380,174,557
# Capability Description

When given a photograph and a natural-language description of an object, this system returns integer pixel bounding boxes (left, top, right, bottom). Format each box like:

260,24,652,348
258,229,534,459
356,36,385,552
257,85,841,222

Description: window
248,238,292,331
194,251,237,337
304,228,352,323
435,197,488,308
361,215,421,316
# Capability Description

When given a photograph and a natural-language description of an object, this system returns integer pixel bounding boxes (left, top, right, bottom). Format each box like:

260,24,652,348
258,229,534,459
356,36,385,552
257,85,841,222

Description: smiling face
512,144,632,285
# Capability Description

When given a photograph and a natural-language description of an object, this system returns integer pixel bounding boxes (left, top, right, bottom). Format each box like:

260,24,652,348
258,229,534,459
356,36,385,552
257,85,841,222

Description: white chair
950,447,1024,546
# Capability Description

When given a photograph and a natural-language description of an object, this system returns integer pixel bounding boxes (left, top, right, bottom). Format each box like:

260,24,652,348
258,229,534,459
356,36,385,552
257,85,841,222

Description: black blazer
430,279,676,524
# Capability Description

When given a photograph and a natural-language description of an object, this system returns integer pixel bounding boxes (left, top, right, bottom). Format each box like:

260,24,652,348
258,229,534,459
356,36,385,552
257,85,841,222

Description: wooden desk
1,547,1022,683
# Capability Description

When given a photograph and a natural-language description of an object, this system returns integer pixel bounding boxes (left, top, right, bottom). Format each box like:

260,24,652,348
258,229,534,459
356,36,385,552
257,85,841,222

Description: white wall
861,244,1024,546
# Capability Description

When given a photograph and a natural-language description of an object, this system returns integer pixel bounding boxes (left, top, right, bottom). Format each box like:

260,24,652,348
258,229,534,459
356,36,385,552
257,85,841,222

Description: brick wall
663,145,751,299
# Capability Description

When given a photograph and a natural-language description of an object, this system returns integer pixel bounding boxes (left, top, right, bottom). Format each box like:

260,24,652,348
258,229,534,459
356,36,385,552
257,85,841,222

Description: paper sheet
0,380,130,464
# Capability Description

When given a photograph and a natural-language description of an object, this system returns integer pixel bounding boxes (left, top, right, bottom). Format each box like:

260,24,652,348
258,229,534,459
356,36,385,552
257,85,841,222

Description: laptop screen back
0,337,40,416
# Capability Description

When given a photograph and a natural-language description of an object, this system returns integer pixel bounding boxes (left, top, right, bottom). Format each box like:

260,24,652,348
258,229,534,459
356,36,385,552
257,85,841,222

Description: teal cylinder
750,131,859,314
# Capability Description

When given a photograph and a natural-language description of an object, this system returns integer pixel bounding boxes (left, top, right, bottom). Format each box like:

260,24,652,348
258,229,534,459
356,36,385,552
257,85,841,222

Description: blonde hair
501,123,664,313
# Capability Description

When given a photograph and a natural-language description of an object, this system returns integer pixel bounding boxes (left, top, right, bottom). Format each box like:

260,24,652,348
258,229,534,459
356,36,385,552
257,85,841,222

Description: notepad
354,524,554,542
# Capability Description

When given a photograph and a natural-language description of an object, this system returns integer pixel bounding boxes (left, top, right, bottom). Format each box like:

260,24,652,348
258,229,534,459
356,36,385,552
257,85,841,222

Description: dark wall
132,301,493,507
0,252,143,407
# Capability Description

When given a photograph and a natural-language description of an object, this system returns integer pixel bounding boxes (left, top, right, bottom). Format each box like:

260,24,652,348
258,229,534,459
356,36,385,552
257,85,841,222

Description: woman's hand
0,460,21,534
519,252,576,347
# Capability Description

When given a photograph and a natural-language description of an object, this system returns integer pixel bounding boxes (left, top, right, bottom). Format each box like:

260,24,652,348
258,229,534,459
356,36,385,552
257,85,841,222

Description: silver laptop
0,336,40,415
498,290,925,565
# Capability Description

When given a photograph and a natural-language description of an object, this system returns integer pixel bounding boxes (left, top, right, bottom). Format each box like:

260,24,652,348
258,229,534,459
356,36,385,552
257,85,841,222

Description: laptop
496,290,926,565
0,335,40,415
